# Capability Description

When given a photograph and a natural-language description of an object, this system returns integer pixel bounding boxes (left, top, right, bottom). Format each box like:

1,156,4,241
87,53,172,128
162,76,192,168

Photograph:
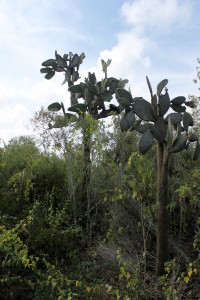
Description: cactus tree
40,51,127,239
116,77,200,276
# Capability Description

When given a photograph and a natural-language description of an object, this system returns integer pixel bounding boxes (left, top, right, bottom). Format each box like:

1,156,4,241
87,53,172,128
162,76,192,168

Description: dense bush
0,126,199,299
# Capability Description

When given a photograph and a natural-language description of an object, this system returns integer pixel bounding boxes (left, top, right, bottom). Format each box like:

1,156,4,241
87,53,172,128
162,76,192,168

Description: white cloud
0,103,32,143
85,30,151,96
99,31,149,74
0,74,71,143
0,0,86,142
90,0,195,99
0,83,16,104
29,79,71,110
0,0,88,72
121,0,192,32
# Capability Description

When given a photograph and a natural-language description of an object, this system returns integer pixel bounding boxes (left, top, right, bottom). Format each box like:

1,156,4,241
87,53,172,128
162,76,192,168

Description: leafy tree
0,136,40,216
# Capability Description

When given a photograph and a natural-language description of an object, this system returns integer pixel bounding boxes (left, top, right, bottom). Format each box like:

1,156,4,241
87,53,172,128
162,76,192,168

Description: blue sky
0,0,200,143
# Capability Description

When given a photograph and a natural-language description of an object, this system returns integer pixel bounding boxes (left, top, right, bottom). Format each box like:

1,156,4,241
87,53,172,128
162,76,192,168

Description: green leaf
170,132,187,153
136,124,150,134
101,59,107,72
156,117,167,137
171,104,186,113
150,117,167,142
157,79,168,96
171,96,186,105
106,77,119,94
68,84,83,94
126,110,135,127
40,67,52,74
124,106,132,115
42,59,56,67
70,54,79,68
63,54,68,61
107,58,112,67
45,70,55,80
118,98,131,108
54,66,65,72
183,112,190,132
120,116,130,132
68,103,87,113
87,83,98,95
61,78,67,85
91,97,104,111
78,52,86,64
72,70,79,82
159,92,170,116
101,92,113,102
146,76,153,97
139,130,154,155
116,88,133,102
183,112,193,132
61,101,65,114
55,51,67,68
88,72,96,85
149,124,162,141
83,87,91,104
166,116,174,149
62,70,71,85
193,141,200,161
48,102,62,112
117,79,129,89
129,119,142,131
133,98,155,122
165,113,182,125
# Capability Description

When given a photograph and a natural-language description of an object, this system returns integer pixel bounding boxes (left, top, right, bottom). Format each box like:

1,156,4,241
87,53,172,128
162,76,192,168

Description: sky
0,0,200,143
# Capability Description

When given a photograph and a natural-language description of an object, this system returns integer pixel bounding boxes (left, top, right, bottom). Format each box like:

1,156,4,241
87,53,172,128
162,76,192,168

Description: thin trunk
156,142,170,276
81,115,92,242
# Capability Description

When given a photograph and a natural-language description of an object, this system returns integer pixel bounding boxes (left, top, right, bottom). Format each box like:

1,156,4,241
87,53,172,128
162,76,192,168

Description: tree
40,51,127,240
189,58,200,131
0,136,40,216
115,77,200,275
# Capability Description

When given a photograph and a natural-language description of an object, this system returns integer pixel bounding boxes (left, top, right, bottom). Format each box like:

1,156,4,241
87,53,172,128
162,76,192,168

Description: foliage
0,54,200,299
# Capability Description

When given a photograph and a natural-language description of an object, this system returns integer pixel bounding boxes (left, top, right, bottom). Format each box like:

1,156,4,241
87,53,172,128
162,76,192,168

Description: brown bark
156,142,170,276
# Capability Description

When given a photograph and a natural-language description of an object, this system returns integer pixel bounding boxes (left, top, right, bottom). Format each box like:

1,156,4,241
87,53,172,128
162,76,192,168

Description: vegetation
0,53,199,299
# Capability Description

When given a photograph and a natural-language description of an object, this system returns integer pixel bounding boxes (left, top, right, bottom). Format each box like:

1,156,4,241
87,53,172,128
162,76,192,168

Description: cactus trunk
156,142,170,276
81,115,92,243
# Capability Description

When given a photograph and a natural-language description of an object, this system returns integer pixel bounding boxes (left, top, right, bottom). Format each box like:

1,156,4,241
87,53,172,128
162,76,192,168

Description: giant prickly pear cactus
115,76,200,276
40,51,128,126
40,51,128,241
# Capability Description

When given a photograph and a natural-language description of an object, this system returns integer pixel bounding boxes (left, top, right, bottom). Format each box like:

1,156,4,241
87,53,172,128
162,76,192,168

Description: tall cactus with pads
116,76,200,276
40,51,127,241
